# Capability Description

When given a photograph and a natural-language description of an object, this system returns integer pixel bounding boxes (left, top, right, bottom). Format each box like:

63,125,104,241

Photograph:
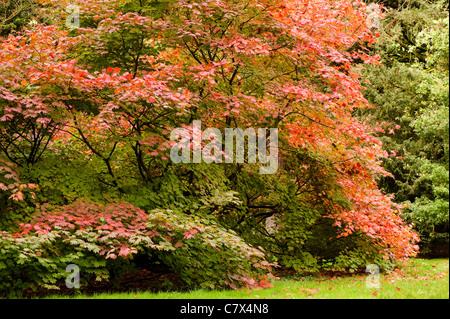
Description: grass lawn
42,258,449,299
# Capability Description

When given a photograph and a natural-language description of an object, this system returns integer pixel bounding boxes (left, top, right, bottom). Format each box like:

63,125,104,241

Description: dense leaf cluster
0,200,273,295
360,0,449,251
0,0,422,294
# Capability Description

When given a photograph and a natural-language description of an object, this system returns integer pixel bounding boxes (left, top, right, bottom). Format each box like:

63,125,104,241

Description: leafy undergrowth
0,201,274,296
37,258,448,299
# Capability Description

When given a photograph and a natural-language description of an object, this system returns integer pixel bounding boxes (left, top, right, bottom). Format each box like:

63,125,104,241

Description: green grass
41,258,449,299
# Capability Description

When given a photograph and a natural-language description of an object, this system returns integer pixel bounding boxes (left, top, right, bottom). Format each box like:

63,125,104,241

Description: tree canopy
360,0,448,253
0,0,435,294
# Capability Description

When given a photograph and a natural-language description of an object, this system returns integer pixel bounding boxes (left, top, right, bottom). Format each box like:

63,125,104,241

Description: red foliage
0,0,419,264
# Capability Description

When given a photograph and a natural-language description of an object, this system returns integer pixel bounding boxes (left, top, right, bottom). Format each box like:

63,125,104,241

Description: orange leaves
183,227,199,240
281,84,419,261
0,0,419,267
272,0,378,47
331,174,420,260
224,35,271,56
9,191,24,201
106,67,120,74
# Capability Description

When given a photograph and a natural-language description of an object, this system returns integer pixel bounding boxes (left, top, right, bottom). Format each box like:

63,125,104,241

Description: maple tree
0,0,420,293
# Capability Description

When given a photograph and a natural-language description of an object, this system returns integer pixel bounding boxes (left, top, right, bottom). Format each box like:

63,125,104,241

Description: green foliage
0,0,35,36
360,0,449,247
333,245,396,273
0,200,273,296
148,209,275,289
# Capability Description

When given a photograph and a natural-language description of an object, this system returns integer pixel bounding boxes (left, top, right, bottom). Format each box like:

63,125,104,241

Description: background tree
360,0,449,255
0,0,60,36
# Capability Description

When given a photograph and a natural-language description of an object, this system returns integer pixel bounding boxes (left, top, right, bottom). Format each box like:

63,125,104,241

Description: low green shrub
0,200,275,296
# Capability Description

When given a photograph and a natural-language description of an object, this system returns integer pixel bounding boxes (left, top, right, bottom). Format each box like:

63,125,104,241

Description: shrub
0,200,274,296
